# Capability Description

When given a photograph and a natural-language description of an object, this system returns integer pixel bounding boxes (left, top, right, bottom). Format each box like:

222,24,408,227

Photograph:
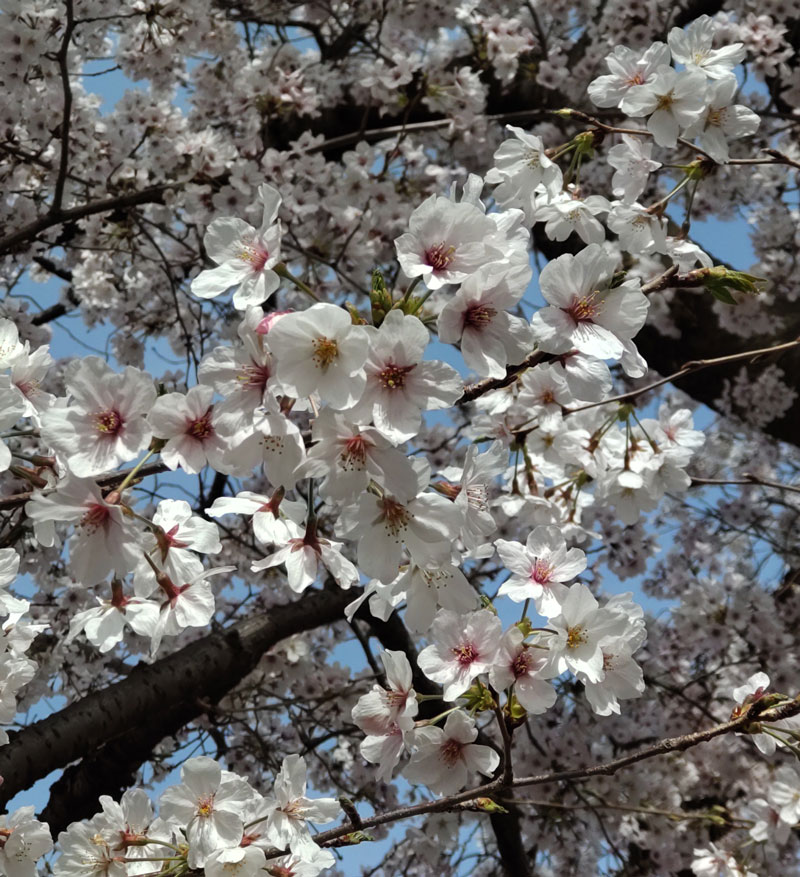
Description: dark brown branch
51,0,76,213
0,184,175,257
0,461,169,511
458,351,549,405
303,696,800,850
1,585,354,831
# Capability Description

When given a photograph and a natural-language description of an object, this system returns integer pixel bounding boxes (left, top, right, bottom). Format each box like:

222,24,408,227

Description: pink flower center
80,503,110,533
378,361,415,390
340,435,368,469
566,292,602,324
451,643,478,666
238,242,269,272
425,241,456,272
625,71,645,87
439,738,464,766
463,304,497,329
163,524,190,549
15,378,38,398
466,483,488,511
379,497,410,537
95,409,124,435
531,558,553,584
511,649,535,678
238,360,271,390
187,410,214,440
196,795,215,818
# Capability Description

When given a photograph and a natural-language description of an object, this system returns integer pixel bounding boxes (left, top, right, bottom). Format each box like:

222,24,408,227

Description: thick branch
0,184,174,257
0,585,353,830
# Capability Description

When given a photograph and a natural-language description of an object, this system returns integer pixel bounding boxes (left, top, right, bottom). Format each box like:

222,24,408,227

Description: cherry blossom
681,76,760,162
39,357,156,478
191,184,283,310
489,626,557,714
496,525,587,615
404,710,500,796
543,583,630,683
251,520,358,593
205,490,305,546
418,608,502,700
147,385,230,474
531,243,650,376
297,409,417,503
437,262,534,379
587,43,671,112
668,15,746,80
606,135,662,204
159,756,250,868
335,464,462,583
265,755,340,855
347,310,463,443
352,650,418,780
0,808,52,877
267,303,370,408
485,126,563,220
622,66,708,147
394,194,501,289
25,476,141,585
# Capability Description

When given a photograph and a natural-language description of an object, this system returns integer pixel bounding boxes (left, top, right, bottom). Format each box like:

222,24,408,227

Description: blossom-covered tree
0,2,799,876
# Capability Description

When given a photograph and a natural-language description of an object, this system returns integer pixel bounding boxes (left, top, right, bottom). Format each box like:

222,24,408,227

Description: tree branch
0,184,175,257
0,585,354,831
302,696,800,850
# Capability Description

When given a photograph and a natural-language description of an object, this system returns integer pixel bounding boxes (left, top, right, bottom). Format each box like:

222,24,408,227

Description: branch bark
0,585,354,831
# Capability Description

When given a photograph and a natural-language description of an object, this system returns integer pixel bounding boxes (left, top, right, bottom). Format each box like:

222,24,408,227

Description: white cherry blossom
265,755,340,855
437,262,534,379
347,310,463,443
395,194,501,289
622,66,708,147
39,357,156,478
404,710,500,796
159,756,250,868
489,626,557,714
147,385,230,474
191,184,282,310
418,608,502,700
668,15,746,80
587,43,671,112
531,244,650,376
268,303,370,408
496,525,587,615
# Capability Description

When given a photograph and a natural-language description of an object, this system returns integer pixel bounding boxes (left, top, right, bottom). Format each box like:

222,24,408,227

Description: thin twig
52,0,76,213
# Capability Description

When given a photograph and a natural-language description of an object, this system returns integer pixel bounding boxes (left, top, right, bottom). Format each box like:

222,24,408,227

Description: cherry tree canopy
0,1,799,876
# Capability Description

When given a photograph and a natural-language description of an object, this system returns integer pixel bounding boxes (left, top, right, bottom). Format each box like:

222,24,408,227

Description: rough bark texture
0,585,353,829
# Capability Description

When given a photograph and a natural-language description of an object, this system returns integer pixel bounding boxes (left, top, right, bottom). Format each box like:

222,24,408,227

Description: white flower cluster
0,8,796,876
1,755,338,877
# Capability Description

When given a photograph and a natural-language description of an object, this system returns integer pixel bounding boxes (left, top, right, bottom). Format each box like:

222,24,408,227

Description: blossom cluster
1,755,338,877
0,4,799,876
